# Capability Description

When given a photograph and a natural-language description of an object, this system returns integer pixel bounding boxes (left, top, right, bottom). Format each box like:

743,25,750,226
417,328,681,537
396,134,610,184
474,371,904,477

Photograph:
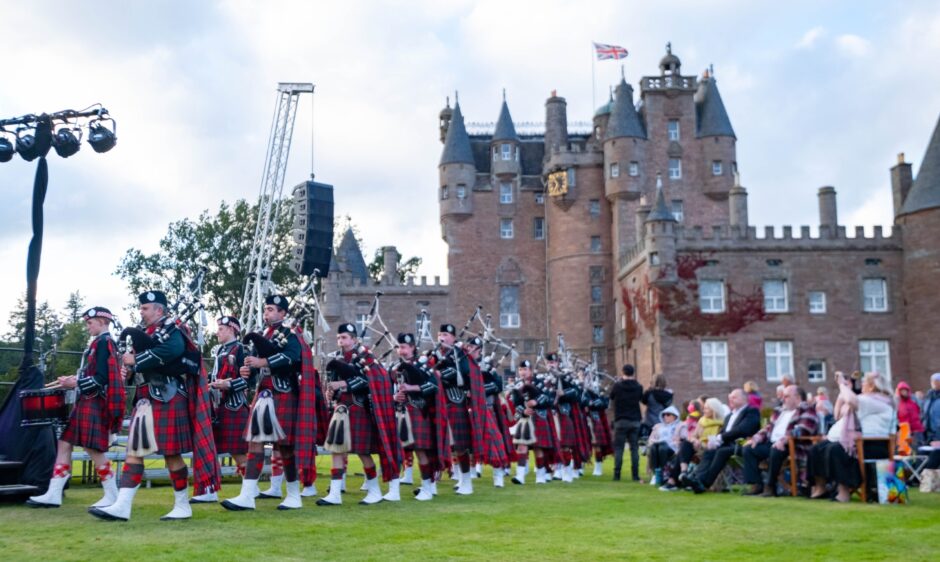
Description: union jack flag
593,42,629,61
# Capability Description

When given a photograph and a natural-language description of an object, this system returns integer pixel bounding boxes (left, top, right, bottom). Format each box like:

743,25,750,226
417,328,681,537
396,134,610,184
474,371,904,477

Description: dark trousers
742,442,788,487
693,444,735,487
612,419,641,480
648,442,674,471
808,440,890,490
925,449,940,470
670,439,695,477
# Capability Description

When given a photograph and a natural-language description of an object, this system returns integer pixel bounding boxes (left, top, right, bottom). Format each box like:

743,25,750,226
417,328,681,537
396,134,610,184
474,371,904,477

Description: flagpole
591,42,596,112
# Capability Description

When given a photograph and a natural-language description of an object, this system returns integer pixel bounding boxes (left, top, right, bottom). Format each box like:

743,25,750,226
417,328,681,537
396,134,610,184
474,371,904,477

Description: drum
19,388,69,427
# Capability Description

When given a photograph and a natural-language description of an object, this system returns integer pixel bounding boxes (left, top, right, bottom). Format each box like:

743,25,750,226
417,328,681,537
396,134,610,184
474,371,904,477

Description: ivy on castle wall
622,253,771,341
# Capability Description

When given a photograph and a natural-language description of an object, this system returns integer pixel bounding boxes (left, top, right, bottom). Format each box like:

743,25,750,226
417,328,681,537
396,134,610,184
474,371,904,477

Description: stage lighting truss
0,104,116,163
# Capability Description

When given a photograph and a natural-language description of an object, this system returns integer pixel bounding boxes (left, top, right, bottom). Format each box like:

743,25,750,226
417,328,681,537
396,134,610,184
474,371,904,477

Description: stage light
87,119,116,153
0,136,13,163
15,126,43,162
52,126,82,158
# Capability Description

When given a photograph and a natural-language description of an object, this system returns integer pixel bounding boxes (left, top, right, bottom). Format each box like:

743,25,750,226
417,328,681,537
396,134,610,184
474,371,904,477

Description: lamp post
0,106,116,374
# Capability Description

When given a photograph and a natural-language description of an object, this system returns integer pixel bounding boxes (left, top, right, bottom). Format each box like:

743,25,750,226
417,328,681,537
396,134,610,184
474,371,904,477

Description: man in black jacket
608,364,643,481
684,388,760,493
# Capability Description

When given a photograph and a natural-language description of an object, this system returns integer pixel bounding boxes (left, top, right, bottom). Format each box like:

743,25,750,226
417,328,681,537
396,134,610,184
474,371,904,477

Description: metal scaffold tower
240,82,314,331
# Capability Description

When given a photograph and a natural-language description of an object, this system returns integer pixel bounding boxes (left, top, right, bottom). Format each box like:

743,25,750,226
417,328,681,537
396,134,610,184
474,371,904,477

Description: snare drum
19,387,70,427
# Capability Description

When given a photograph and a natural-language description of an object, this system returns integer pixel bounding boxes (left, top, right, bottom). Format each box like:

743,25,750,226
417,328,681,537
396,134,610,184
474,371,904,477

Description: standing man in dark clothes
609,364,643,481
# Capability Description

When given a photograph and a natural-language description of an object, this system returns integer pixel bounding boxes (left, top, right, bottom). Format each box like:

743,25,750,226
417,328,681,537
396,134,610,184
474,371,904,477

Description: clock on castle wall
546,170,568,197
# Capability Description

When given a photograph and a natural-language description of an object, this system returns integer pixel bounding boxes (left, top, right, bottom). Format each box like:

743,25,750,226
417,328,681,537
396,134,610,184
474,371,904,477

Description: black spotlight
0,136,13,163
52,127,82,158
15,127,42,162
87,119,116,153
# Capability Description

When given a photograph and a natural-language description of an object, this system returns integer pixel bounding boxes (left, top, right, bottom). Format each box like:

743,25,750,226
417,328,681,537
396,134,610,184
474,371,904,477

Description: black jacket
718,406,761,444
609,378,643,422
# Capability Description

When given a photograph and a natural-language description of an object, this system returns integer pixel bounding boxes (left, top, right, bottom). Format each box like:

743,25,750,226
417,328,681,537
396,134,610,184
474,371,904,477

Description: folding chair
787,435,820,497
855,434,896,503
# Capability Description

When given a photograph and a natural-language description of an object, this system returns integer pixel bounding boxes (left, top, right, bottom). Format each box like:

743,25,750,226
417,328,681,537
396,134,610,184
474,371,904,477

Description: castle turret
645,175,677,284
604,77,648,203
694,68,736,200
728,171,748,229
817,186,838,232
891,152,914,220
491,94,521,178
382,246,400,285
439,100,476,220
898,113,940,388
545,91,568,154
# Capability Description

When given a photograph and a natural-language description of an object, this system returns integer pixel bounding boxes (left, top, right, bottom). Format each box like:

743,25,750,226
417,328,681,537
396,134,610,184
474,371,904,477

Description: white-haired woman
807,371,894,502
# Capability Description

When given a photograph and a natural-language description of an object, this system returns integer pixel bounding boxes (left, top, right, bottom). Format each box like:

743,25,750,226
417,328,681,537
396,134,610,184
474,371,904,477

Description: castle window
863,278,887,312
456,184,467,199
592,325,605,344
610,162,620,178
533,217,545,240
591,285,603,304
499,286,520,328
765,340,794,382
699,280,725,313
763,280,788,313
535,192,545,205
501,143,512,161
671,200,684,222
859,340,891,381
415,313,431,342
766,259,783,267
668,120,680,141
668,158,682,179
865,258,882,266
500,219,514,239
589,199,601,218
650,252,660,266
441,186,449,200
701,341,729,381
590,236,601,253
807,360,826,383
500,182,513,204
808,291,827,314
355,314,370,340
567,168,577,187
629,161,639,176
712,161,723,176
589,266,604,282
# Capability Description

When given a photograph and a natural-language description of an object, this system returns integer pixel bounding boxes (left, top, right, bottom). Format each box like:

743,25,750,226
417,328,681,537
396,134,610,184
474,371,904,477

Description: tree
115,198,301,317
5,294,63,349
367,247,423,284
64,291,85,324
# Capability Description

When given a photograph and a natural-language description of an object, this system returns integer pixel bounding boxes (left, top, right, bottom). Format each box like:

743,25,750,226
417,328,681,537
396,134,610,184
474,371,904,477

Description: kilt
214,405,249,455
532,411,556,450
347,402,380,455
133,385,192,456
405,403,435,451
589,412,612,449
484,410,509,467
556,411,578,448
258,378,298,445
447,402,473,453
61,393,112,451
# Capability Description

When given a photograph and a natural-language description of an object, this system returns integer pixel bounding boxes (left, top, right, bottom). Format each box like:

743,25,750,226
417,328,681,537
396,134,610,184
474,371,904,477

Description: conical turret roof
694,76,736,138
336,228,369,283
900,113,940,216
646,176,677,222
605,78,647,140
439,102,475,166
492,99,519,142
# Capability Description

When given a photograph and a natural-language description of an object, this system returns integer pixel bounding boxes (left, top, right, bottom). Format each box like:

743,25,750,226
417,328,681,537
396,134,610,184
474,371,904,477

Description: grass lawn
1,456,937,561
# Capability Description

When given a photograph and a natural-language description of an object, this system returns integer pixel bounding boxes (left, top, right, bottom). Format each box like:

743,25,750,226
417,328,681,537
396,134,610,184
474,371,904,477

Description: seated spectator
741,386,818,497
921,373,940,443
647,406,681,486
683,389,760,494
774,384,786,408
660,398,718,491
807,372,894,502
641,374,673,440
744,380,762,410
896,381,924,446
815,387,834,434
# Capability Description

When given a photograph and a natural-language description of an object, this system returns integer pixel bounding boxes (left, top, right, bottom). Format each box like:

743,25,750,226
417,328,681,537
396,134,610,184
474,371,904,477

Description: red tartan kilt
446,402,473,452
484,409,509,467
346,402,380,455
134,386,192,455
213,405,249,455
532,412,556,450
60,393,112,451
590,412,612,448
405,403,434,451
557,411,578,448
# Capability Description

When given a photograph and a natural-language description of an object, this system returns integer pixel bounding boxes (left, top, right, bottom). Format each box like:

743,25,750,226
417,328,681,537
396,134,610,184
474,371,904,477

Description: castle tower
897,113,940,388
645,175,678,284
439,100,476,220
604,77,648,257
491,94,521,179
694,69,737,200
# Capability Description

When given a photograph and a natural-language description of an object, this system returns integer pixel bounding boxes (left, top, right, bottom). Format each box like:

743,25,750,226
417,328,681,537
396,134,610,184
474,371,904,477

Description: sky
1,0,939,330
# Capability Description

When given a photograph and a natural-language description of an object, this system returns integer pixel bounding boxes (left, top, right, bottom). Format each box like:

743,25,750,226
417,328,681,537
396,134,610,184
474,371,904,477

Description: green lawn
1,457,937,561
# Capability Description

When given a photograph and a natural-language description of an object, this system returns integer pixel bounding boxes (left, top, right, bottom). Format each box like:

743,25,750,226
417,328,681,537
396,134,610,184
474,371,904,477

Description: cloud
835,33,872,57
796,26,826,49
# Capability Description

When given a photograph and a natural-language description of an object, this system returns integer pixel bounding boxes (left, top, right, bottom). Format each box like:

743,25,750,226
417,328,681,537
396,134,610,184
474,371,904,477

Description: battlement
332,271,448,290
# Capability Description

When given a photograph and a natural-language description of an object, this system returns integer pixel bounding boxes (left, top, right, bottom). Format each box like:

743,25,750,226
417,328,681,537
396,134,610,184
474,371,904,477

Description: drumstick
44,381,62,389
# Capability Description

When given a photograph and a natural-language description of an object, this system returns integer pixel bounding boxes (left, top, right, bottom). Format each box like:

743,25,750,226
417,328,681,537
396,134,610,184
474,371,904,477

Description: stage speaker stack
291,179,334,276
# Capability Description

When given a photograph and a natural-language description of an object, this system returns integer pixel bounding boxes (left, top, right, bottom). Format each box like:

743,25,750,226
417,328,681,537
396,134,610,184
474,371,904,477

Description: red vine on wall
622,253,771,340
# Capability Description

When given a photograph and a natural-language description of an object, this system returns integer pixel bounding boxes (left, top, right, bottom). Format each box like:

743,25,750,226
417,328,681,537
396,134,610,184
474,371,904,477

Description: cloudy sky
1,0,939,329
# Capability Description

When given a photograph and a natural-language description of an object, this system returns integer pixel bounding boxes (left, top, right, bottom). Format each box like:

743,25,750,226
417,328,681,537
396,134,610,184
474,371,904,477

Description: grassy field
1,457,937,561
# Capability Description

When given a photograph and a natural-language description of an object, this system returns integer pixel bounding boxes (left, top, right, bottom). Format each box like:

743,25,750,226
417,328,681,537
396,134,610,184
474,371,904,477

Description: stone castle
325,45,940,401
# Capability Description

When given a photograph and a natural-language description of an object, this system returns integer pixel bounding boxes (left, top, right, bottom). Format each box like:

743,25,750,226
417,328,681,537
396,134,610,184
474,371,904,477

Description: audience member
896,381,924,446
646,405,681,486
641,374,674,439
743,380,762,410
608,364,643,482
815,387,834,434
922,374,940,443
683,389,760,494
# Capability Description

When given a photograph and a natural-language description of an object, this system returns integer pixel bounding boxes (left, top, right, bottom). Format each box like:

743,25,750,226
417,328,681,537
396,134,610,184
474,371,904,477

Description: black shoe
612,472,621,481
316,498,340,506
742,484,764,496
25,500,59,509
688,477,706,494
220,500,253,512
511,477,523,485
88,507,128,521
760,488,776,498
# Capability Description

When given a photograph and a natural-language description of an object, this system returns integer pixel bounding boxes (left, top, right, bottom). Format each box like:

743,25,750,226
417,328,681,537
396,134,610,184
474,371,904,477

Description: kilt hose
556,411,578,448
405,403,435,451
532,412,556,450
446,402,473,453
213,405,249,455
257,378,298,446
60,393,112,451
132,386,192,455
343,398,380,455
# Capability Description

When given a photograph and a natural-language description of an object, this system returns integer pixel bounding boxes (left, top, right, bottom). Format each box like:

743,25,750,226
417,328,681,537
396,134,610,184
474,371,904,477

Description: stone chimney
383,246,400,285
728,171,748,229
818,186,838,231
891,152,913,220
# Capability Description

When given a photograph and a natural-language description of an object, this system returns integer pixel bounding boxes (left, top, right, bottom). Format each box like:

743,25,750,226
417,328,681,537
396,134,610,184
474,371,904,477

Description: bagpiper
510,360,557,485
581,374,612,476
464,336,511,488
27,306,125,509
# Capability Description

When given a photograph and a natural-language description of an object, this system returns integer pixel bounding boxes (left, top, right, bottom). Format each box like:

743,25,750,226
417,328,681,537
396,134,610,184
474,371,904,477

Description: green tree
5,294,63,350
115,198,300,317
367,247,423,284
64,291,85,324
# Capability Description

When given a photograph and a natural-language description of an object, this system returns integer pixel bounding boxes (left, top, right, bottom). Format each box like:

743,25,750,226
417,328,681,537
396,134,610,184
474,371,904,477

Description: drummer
27,307,125,509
